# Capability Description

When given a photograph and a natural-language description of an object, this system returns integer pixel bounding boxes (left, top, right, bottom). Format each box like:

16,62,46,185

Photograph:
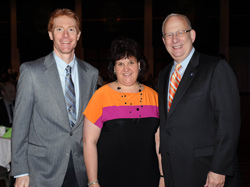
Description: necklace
116,81,143,124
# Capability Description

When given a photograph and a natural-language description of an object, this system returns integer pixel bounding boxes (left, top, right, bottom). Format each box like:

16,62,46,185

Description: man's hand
15,175,30,187
204,171,225,187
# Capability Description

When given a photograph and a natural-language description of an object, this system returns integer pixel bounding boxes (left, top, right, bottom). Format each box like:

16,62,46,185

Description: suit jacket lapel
44,53,70,128
168,51,200,116
75,58,89,127
162,63,173,120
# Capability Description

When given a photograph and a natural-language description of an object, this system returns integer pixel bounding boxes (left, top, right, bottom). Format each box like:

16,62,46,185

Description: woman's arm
83,117,101,187
155,127,165,187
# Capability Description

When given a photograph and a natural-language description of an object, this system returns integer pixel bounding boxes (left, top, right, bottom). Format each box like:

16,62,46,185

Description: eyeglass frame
163,29,192,39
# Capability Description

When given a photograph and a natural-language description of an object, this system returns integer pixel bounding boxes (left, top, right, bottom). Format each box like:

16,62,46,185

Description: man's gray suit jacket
11,52,98,187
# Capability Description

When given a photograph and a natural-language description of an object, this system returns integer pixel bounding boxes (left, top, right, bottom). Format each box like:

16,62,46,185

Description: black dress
97,118,160,187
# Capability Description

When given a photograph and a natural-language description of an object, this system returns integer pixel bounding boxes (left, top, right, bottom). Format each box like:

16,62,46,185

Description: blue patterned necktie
65,65,76,127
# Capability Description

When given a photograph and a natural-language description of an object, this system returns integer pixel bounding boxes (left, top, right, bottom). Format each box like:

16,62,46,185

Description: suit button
167,152,170,156
167,131,172,135
70,132,73,136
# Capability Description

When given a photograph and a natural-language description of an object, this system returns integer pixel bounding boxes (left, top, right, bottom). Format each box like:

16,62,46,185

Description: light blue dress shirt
167,47,195,103
54,52,80,117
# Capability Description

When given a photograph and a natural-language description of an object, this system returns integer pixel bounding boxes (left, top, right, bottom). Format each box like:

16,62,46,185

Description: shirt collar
174,47,195,69
53,51,76,75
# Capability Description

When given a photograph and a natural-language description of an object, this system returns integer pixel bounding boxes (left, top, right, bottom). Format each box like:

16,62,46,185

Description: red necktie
168,64,182,112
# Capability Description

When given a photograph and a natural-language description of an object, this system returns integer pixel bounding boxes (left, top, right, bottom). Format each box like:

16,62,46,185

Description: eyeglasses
163,29,192,39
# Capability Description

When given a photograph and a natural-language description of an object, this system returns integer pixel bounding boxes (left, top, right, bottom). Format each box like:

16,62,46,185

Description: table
0,137,11,171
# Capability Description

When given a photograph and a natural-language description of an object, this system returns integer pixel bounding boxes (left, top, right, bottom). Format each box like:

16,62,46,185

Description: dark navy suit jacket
158,51,241,186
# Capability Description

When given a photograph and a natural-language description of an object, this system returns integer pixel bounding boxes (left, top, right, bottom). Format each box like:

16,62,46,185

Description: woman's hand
159,176,165,187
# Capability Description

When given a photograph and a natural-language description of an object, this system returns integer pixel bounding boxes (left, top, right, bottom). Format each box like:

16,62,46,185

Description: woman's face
114,56,140,87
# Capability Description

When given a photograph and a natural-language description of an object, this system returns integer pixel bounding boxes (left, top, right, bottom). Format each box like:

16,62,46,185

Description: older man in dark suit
158,13,241,187
11,9,98,187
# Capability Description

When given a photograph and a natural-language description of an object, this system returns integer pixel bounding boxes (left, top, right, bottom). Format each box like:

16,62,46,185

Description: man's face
2,83,16,103
162,16,196,63
48,15,81,59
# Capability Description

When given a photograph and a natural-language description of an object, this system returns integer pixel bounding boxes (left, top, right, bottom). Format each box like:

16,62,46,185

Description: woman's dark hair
107,37,148,81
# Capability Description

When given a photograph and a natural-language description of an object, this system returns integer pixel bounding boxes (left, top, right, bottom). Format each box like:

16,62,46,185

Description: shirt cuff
14,173,29,178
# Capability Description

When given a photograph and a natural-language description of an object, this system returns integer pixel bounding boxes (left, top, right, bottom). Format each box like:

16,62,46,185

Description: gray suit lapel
75,58,89,127
44,53,70,128
168,51,200,116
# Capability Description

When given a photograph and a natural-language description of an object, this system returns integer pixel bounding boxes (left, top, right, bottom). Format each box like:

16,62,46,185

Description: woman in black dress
83,38,164,187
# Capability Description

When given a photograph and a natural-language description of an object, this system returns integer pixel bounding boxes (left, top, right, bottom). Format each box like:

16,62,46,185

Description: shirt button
70,132,73,136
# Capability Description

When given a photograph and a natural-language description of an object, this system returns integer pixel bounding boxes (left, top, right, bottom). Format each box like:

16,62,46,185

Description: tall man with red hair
11,8,98,187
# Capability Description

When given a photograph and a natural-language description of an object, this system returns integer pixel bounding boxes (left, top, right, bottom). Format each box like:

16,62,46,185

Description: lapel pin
190,73,194,77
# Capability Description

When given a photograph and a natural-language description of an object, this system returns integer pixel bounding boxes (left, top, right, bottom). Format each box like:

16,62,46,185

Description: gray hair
162,13,192,36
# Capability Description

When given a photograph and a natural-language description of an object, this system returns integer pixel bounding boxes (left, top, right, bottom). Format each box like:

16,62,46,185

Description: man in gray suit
11,8,98,187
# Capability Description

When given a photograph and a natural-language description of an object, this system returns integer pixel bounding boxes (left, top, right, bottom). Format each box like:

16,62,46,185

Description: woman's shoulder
92,83,117,99
143,85,158,95
95,83,111,93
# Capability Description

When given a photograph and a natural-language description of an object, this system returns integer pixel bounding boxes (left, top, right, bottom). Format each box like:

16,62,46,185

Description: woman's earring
139,68,141,72
114,70,116,74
